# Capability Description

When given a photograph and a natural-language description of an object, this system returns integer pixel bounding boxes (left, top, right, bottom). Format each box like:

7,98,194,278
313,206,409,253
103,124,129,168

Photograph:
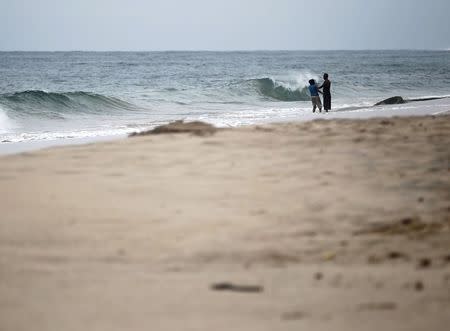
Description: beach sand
1,115,449,331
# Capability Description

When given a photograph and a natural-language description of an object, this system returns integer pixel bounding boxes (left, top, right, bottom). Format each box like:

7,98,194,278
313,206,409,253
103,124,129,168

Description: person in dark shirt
319,73,331,112
308,79,322,113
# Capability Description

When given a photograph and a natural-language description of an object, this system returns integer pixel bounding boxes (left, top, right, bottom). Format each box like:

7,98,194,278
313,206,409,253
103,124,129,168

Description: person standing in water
308,79,322,113
319,73,331,112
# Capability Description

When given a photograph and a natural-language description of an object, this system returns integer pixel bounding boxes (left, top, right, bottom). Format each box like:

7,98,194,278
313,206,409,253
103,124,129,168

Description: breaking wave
248,78,311,101
0,90,142,119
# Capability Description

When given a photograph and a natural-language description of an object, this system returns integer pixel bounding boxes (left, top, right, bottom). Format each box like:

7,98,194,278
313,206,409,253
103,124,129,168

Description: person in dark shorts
319,73,331,111
308,79,322,113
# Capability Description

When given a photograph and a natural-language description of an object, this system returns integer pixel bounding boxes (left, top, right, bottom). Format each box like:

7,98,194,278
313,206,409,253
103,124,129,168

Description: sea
0,50,449,148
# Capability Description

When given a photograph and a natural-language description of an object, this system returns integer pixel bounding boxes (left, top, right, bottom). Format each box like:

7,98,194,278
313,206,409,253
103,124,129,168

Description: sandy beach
1,114,449,331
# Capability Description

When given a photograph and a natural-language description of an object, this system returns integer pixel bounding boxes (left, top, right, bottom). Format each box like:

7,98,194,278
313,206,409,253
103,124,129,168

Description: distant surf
0,90,142,120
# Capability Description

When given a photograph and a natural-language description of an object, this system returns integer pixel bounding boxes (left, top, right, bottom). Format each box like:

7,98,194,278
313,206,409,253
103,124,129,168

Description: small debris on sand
417,258,432,269
323,251,337,261
414,281,424,291
368,255,383,264
387,251,409,260
210,282,263,293
444,274,450,284
314,272,324,280
281,311,307,320
357,302,397,311
379,119,394,126
354,217,450,237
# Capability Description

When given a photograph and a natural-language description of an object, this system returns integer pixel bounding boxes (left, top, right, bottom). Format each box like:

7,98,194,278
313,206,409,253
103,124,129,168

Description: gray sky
1,0,449,51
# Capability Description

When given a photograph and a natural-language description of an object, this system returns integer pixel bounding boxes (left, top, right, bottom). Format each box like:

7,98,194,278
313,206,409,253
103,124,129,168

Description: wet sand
1,115,449,331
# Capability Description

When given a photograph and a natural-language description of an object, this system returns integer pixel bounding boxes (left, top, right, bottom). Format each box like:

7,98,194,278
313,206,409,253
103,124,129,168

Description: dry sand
1,115,449,331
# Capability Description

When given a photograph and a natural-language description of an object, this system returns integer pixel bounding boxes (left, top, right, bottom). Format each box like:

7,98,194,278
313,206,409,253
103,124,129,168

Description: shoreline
0,134,126,158
1,114,450,331
0,134,125,156
1,97,450,156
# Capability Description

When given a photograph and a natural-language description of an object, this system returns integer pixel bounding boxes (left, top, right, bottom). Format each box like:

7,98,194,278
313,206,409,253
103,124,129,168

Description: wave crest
248,78,310,102
0,90,141,119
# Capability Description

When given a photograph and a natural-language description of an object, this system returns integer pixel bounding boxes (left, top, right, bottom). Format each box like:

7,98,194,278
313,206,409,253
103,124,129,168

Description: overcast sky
1,0,449,51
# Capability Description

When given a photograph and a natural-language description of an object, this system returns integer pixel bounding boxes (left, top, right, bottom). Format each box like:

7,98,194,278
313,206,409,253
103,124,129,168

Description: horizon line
0,48,448,53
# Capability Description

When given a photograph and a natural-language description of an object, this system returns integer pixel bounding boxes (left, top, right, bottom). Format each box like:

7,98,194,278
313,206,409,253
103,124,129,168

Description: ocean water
0,50,449,143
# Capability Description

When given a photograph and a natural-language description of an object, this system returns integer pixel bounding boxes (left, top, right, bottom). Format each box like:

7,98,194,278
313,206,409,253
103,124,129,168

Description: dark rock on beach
375,96,406,106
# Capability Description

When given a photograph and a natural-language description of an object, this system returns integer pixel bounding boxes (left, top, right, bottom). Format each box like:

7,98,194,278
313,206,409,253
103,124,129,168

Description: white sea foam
1,127,132,143
0,106,15,135
273,70,320,90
